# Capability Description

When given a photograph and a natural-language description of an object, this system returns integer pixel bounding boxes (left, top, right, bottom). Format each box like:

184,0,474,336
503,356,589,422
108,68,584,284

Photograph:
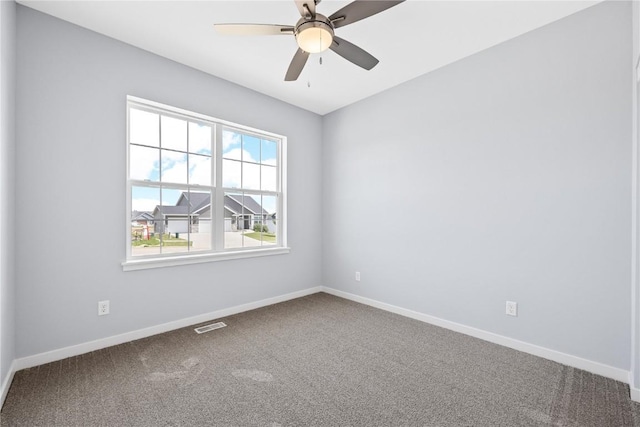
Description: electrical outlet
506,301,517,317
355,271,361,282
98,300,110,316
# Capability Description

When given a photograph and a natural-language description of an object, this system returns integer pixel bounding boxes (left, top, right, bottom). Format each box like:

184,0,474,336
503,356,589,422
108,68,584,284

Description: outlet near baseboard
506,301,517,317
98,300,110,316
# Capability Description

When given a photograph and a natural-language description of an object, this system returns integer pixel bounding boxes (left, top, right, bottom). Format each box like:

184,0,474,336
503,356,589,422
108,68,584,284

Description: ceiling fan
214,0,405,81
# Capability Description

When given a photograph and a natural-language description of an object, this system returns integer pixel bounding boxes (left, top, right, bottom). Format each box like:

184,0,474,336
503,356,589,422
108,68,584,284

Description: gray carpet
1,292,638,426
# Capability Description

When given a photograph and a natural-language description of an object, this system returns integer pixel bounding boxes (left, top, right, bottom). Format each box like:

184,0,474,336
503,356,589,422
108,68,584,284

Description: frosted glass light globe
297,26,333,53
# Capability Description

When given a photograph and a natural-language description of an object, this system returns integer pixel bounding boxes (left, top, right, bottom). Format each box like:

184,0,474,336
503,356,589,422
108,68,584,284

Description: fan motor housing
295,14,334,53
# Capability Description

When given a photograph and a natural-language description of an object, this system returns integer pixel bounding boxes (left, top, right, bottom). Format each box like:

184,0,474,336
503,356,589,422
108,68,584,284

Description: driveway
130,230,270,256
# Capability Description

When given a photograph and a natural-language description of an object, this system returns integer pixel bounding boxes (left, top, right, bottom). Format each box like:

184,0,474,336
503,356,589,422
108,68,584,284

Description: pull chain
307,55,324,88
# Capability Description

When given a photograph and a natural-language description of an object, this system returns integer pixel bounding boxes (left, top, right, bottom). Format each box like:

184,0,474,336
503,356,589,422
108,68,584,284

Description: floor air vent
195,322,227,334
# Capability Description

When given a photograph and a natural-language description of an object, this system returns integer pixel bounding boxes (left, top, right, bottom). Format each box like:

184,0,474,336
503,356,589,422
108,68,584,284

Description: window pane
161,150,188,184
258,195,277,246
162,188,182,206
223,159,241,188
224,192,244,249
189,122,211,155
130,109,159,147
242,135,260,163
161,116,187,152
243,162,260,190
261,139,277,165
187,191,211,252
130,145,159,181
131,186,160,256
158,188,189,254
239,195,277,247
222,130,241,159
189,154,211,186
261,165,277,192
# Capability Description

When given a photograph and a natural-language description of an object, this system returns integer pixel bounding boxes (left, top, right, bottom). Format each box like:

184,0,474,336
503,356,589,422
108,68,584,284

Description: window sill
122,247,290,271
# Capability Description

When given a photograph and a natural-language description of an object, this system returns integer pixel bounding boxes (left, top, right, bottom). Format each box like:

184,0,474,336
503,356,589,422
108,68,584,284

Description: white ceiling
18,0,600,115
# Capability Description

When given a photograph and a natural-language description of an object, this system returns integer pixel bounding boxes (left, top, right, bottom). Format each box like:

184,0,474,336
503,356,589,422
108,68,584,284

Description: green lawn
132,234,191,247
244,232,277,243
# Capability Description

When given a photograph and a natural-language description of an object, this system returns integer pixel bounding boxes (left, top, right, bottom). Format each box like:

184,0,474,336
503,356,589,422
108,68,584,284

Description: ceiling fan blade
285,48,310,81
330,36,379,70
328,1,405,29
214,24,294,36
294,0,316,18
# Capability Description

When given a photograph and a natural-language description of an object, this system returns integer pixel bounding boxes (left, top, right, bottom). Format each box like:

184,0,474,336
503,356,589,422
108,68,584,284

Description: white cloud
243,162,260,190
132,198,160,212
161,116,187,151
222,149,259,189
261,166,276,192
189,156,211,186
161,151,188,184
222,153,276,192
152,150,213,186
130,109,159,147
130,145,159,181
189,123,212,154
223,159,241,188
223,131,241,150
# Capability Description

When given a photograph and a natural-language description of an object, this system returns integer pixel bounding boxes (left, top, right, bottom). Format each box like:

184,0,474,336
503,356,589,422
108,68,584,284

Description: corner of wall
631,0,640,394
0,0,18,407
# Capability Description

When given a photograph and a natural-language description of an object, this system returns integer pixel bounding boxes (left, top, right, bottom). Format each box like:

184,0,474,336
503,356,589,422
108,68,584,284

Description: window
124,97,287,270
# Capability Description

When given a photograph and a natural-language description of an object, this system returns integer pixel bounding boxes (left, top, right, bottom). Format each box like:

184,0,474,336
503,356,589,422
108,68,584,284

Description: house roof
153,192,269,217
176,192,210,212
225,194,267,215
153,205,192,216
132,211,154,221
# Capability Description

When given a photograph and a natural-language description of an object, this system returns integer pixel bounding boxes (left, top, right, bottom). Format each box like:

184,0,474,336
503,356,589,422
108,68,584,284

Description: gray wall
15,6,323,358
0,0,17,384
322,1,632,370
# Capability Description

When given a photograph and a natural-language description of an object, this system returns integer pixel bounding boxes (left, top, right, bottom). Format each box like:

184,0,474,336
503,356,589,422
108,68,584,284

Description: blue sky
130,110,278,214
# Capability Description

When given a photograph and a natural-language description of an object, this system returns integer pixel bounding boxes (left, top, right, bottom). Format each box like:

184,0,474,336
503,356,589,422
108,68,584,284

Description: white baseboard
7,285,632,395
14,286,322,371
0,360,16,408
321,287,630,384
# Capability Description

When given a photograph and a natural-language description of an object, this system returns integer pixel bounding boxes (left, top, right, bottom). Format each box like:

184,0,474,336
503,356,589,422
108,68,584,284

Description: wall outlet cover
98,300,110,316
506,301,517,317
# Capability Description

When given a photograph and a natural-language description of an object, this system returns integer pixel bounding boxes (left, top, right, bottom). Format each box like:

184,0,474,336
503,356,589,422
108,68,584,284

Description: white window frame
123,96,288,271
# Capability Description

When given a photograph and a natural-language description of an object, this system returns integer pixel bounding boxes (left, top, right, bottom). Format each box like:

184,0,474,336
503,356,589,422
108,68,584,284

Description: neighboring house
131,210,155,240
131,211,154,226
152,192,275,235
153,192,211,235
223,194,275,232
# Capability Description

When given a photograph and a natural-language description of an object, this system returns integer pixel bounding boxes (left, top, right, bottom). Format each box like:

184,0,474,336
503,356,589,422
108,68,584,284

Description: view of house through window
127,97,284,261
222,128,278,249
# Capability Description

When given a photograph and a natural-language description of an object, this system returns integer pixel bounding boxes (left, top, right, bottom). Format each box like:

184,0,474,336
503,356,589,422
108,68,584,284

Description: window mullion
186,120,191,251
214,124,224,251
279,138,286,246
126,106,132,259
158,116,163,254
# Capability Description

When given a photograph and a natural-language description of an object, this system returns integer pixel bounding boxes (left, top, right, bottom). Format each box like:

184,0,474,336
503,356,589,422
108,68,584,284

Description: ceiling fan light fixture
295,16,334,53
215,1,406,81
